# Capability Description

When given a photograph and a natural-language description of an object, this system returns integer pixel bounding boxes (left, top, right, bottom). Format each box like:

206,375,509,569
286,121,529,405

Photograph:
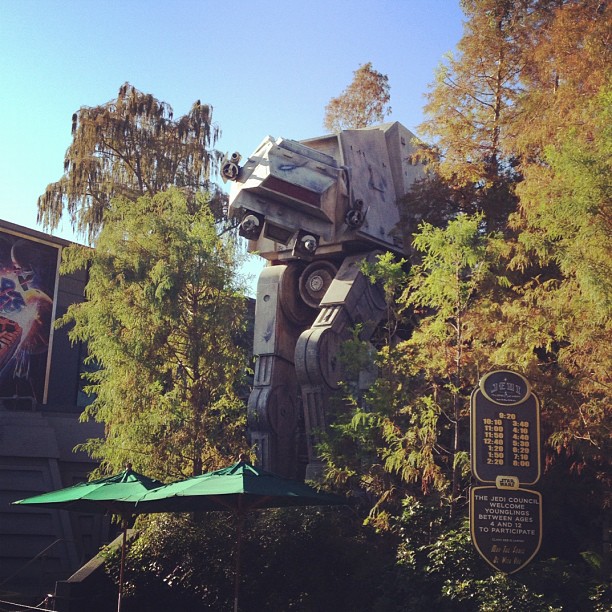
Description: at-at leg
295,252,386,480
248,264,314,477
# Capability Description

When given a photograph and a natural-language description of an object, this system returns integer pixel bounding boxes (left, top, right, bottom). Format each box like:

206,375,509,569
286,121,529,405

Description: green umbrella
131,455,345,612
12,465,163,612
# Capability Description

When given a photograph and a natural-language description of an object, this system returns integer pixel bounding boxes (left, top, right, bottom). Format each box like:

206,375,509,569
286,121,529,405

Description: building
0,219,106,604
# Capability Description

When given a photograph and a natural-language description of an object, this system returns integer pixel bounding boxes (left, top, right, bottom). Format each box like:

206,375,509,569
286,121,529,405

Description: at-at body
226,122,423,479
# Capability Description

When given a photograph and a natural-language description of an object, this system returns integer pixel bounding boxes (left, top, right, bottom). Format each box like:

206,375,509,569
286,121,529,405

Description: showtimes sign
471,370,541,486
470,371,543,574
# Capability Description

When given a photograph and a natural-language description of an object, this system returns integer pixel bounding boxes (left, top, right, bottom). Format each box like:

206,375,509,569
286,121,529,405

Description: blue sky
0,0,464,288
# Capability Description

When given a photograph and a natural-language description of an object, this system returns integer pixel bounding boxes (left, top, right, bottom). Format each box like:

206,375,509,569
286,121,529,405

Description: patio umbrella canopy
13,466,163,514
12,465,164,612
131,455,345,612
132,455,344,513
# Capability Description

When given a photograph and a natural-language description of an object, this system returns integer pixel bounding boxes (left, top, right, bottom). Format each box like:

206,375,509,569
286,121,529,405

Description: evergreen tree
323,214,506,524
38,83,224,243
400,214,508,513
413,0,611,487
323,1,611,601
505,86,612,489
58,189,247,479
512,0,611,158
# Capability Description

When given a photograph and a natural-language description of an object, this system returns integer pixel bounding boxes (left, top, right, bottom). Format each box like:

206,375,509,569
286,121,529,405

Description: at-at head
225,122,424,262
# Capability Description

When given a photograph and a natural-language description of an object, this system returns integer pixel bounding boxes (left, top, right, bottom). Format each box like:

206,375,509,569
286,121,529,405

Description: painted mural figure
225,122,423,479
0,230,59,402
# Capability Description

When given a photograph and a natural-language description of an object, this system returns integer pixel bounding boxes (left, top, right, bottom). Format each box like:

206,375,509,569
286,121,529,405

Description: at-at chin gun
225,122,423,480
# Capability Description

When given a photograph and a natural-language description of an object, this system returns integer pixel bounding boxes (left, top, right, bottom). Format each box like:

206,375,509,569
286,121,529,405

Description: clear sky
0,0,464,289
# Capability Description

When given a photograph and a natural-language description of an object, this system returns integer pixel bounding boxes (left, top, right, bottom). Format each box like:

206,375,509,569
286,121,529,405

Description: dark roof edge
0,218,77,248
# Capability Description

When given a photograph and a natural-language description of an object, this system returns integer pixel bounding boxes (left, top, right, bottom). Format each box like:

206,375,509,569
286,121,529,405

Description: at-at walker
224,122,423,480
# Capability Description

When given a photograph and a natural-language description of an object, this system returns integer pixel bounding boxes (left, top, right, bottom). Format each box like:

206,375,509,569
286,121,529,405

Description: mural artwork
0,229,60,402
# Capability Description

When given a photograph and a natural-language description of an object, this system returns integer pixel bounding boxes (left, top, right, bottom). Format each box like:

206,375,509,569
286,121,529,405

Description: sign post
470,371,543,573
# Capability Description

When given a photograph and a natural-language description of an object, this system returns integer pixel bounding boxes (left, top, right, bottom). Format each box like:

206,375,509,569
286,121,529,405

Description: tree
414,0,611,480
415,0,527,232
124,509,391,611
419,0,525,185
323,62,391,132
401,214,507,512
504,2,612,481
318,3,612,605
503,85,612,486
322,214,507,528
405,0,611,591
512,0,611,158
58,189,247,479
38,83,224,243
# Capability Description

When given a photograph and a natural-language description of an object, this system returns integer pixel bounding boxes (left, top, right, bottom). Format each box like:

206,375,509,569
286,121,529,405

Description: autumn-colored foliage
38,83,224,243
323,62,391,132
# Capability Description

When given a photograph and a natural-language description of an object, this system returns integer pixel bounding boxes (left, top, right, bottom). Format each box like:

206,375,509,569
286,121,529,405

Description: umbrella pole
234,510,244,612
118,517,127,612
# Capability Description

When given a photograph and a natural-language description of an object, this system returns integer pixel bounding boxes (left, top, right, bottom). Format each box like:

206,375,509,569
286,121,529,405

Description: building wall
0,220,106,603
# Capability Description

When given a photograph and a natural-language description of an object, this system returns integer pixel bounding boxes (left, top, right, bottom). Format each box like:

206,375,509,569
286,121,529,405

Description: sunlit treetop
37,83,224,244
323,62,391,133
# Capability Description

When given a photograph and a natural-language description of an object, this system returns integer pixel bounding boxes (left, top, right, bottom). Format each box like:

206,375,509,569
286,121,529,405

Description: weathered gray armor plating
225,122,423,479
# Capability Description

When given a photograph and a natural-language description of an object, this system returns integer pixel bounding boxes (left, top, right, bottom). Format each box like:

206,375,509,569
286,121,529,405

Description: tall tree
505,2,612,479
416,0,612,466
414,0,527,231
506,86,612,481
411,0,612,581
512,0,611,158
323,215,507,525
401,214,507,513
323,62,391,132
38,83,224,243
319,2,612,603
419,0,525,186
58,189,247,479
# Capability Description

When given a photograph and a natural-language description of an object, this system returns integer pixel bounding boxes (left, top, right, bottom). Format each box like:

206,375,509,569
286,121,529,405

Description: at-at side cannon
226,122,423,479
